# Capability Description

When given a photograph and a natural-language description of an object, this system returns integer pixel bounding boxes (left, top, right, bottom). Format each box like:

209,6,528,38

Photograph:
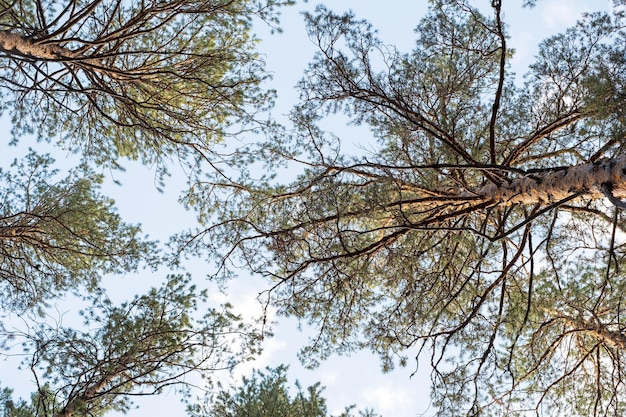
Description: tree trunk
543,308,626,349
0,30,115,78
468,155,626,206
0,31,71,60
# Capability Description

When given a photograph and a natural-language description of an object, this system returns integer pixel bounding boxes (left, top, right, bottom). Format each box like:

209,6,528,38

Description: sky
212,2,611,416
0,1,615,417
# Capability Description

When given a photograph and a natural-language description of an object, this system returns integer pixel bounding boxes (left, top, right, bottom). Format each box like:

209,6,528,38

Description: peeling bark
0,30,72,60
0,30,112,77
547,310,626,350
466,156,626,206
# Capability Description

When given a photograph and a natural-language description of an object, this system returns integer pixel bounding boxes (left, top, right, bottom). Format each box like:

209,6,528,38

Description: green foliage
0,0,291,171
185,2,626,416
0,387,34,417
2,274,260,417
0,1,293,416
0,149,156,311
189,365,379,417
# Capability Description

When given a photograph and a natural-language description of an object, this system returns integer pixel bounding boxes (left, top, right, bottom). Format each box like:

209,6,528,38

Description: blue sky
221,2,612,416
0,1,615,416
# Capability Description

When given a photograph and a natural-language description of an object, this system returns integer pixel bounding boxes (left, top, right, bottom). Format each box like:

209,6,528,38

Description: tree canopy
0,274,260,417
185,1,626,415
188,365,379,417
0,150,155,312
0,0,289,170
8,0,626,416
0,0,289,416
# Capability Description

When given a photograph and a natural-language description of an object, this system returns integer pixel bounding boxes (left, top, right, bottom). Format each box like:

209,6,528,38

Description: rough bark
0,30,126,80
0,30,74,60
468,155,626,206
543,308,626,350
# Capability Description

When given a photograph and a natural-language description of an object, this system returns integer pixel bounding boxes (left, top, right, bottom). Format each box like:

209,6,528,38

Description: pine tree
0,0,289,415
0,0,289,170
187,2,626,415
189,365,379,417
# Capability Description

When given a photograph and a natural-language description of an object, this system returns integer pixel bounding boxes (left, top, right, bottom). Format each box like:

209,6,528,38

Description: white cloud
362,383,416,416
232,336,288,380
540,0,598,29
505,0,608,79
